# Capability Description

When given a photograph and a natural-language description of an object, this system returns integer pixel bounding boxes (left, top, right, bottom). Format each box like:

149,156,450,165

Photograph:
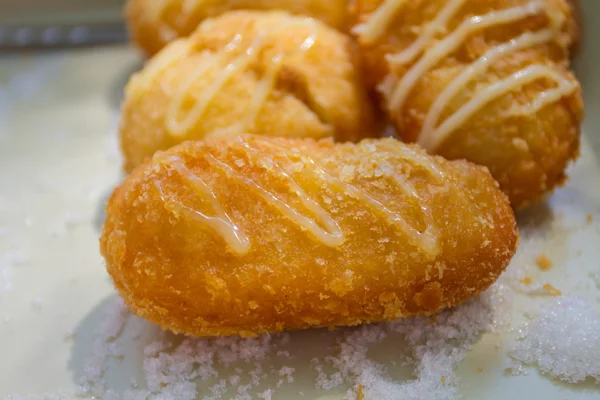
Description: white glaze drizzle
166,21,318,138
428,65,577,149
356,1,577,151
509,68,578,115
156,136,445,256
254,137,442,257
166,33,259,137
386,0,467,65
156,156,251,255
386,3,546,113
127,39,192,102
418,29,557,150
351,0,408,44
221,138,345,247
376,146,442,257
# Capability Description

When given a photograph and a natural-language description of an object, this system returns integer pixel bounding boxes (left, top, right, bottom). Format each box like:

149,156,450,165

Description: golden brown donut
351,0,583,208
120,11,377,172
101,135,518,337
126,0,350,56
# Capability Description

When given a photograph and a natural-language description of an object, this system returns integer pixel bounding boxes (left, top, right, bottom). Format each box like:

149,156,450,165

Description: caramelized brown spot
543,283,562,296
520,276,533,286
536,254,552,271
414,281,443,312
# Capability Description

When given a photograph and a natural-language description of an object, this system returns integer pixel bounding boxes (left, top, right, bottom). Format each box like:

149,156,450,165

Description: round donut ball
351,0,583,208
126,0,350,56
120,10,377,172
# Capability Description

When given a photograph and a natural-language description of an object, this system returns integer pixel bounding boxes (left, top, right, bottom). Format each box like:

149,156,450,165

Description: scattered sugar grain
319,285,507,400
21,282,509,400
276,350,291,359
508,296,600,383
229,375,241,386
278,366,295,383
208,379,228,399
77,297,129,398
257,389,274,400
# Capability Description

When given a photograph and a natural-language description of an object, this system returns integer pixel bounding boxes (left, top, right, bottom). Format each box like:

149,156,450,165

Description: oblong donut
101,135,518,337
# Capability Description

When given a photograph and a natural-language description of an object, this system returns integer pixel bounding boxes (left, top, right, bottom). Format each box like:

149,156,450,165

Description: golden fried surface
126,0,350,56
101,135,518,337
120,11,377,172
351,0,583,208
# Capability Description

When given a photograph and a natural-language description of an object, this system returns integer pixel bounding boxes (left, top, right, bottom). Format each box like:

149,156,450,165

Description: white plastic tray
0,2,598,398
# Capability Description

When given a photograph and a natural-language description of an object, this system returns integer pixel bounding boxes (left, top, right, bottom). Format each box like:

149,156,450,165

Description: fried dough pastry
101,135,518,337
351,0,584,208
126,0,349,56
120,11,376,172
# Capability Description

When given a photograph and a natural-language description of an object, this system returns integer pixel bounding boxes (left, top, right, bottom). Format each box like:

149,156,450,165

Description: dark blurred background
0,0,127,48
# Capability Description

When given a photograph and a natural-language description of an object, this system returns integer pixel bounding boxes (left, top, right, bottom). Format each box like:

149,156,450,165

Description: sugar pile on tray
507,296,600,383
63,281,509,400
73,298,297,400
7,226,594,400
78,297,130,399
132,332,291,400
313,284,508,400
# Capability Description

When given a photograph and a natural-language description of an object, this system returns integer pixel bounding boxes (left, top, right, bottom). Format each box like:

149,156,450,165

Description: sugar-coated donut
101,135,518,337
120,11,377,171
352,0,583,208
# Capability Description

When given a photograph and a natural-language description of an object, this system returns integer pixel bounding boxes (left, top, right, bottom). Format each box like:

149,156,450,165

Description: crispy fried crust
351,0,583,208
126,0,350,56
120,11,377,172
101,135,518,337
